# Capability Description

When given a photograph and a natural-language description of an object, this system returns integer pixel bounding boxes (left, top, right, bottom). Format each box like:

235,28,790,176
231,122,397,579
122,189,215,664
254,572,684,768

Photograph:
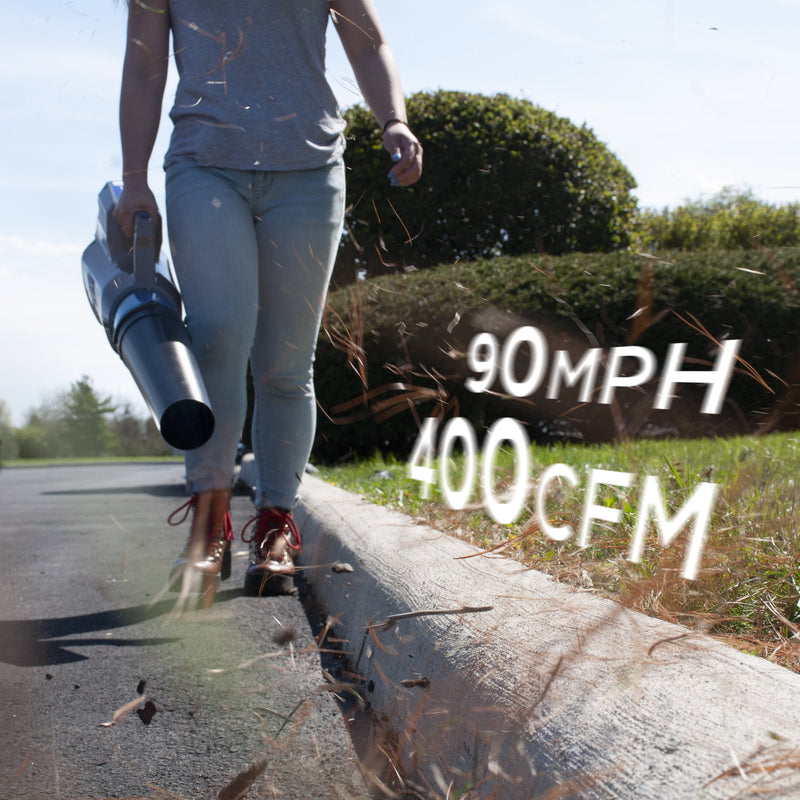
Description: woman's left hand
384,121,423,187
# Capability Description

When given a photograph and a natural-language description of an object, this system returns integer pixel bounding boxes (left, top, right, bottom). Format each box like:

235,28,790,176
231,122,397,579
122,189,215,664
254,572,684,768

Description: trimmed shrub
313,247,800,462
335,91,638,284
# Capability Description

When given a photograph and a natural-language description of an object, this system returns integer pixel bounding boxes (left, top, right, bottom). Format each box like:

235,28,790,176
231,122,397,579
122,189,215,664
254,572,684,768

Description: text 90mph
405,328,741,581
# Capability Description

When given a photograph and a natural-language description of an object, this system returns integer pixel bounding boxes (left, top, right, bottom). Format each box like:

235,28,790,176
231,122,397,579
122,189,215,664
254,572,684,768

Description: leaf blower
81,181,214,450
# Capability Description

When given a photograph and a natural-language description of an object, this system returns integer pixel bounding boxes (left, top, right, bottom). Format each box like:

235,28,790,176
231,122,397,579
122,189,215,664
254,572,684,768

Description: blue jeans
165,158,345,508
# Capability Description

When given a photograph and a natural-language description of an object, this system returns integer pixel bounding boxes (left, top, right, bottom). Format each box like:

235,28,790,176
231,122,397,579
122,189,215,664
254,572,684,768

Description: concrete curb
294,475,800,799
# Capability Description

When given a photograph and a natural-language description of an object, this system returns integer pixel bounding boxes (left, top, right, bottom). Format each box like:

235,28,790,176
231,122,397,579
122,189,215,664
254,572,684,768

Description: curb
295,475,800,799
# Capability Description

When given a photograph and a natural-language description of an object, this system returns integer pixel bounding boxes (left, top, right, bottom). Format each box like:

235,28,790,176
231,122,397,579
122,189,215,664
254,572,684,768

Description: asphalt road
0,463,371,800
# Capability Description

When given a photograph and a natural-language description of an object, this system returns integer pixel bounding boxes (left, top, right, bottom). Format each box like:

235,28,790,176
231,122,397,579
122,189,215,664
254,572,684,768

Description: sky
0,0,798,426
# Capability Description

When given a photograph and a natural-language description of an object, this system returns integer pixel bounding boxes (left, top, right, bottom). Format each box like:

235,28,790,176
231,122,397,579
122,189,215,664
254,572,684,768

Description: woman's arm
330,0,422,186
114,0,171,236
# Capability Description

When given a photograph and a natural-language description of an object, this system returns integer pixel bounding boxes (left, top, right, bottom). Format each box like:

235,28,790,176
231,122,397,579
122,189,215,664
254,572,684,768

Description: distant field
2,456,182,468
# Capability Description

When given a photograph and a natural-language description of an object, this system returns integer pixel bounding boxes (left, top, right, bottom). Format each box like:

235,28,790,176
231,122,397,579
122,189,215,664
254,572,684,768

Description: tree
335,90,637,284
108,403,172,457
0,400,18,461
16,391,70,458
13,379,175,459
60,376,115,457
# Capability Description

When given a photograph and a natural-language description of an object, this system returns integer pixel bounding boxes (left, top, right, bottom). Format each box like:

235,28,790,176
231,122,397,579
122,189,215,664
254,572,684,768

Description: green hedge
313,247,800,462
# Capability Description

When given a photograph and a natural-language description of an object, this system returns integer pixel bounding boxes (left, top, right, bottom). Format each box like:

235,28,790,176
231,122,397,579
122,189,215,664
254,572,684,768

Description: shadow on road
0,588,243,667
41,483,187,498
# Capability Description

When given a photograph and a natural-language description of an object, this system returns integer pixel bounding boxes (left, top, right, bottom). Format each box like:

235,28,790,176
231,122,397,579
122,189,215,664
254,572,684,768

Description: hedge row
633,188,800,252
312,247,800,462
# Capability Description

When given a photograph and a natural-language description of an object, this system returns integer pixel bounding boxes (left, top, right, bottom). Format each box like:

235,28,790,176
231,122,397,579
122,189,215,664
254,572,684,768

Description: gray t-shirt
164,0,346,171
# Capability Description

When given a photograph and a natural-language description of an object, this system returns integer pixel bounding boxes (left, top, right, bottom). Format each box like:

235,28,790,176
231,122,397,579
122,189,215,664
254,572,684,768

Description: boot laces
168,496,197,526
241,507,301,557
168,495,233,541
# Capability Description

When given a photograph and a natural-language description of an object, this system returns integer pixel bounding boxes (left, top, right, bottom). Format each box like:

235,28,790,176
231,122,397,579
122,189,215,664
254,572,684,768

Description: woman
114,0,422,596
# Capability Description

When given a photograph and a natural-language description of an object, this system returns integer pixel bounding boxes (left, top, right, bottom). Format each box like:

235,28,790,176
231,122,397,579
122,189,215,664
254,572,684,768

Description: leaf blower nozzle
81,182,214,450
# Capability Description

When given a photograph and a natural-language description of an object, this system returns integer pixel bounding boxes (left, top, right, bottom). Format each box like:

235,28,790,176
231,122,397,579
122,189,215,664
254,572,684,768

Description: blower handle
133,212,157,286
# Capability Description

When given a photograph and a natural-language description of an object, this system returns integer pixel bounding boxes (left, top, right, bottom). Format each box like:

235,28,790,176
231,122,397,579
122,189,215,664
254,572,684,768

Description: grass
316,430,800,673
1,455,183,468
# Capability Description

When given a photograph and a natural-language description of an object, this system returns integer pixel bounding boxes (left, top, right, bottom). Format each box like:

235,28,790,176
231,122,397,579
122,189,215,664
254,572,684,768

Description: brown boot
168,489,233,590
240,506,301,596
